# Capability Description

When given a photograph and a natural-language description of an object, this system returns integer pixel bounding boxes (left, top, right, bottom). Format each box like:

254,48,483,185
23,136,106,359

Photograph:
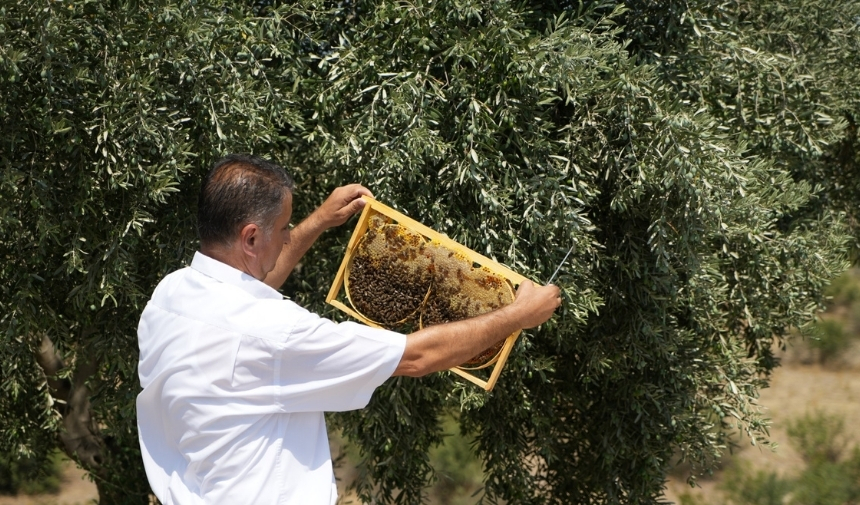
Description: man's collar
190,251,283,300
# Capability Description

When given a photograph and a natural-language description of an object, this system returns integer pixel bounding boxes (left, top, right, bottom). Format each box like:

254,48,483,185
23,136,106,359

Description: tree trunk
35,334,152,504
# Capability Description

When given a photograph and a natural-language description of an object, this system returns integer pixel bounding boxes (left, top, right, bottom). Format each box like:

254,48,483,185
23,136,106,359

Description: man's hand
394,279,561,377
264,184,373,290
508,280,561,329
311,184,374,230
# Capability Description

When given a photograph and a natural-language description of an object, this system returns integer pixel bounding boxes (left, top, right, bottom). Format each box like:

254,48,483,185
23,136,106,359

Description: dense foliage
0,0,855,503
0,1,304,500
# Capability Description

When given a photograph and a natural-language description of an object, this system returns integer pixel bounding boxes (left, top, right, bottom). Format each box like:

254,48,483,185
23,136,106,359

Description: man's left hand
313,184,374,229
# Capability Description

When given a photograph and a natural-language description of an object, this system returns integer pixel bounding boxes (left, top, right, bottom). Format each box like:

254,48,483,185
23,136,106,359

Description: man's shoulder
145,267,316,341
149,265,195,300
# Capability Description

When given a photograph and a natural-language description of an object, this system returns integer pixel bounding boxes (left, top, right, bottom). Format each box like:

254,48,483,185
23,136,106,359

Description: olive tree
0,0,853,503
0,1,307,501
605,0,860,249
294,2,850,502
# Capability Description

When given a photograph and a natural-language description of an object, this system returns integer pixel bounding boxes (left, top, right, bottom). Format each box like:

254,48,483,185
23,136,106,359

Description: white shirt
137,252,406,504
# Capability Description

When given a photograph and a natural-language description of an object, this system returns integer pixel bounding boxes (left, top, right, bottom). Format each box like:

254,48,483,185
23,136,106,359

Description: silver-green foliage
303,2,849,502
0,0,853,503
0,0,304,500
643,0,860,248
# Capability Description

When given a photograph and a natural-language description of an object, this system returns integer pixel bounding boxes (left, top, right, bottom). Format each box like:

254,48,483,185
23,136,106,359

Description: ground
0,460,96,505
662,330,860,504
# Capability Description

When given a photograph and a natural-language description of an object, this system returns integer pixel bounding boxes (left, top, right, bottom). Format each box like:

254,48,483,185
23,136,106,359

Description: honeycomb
420,243,514,368
345,215,433,326
344,213,515,369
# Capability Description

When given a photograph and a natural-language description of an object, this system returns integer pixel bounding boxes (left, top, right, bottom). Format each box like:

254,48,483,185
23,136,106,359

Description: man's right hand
509,280,561,329
394,279,561,377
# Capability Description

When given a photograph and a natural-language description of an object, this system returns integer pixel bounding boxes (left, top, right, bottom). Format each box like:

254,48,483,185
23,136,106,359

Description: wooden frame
326,196,529,391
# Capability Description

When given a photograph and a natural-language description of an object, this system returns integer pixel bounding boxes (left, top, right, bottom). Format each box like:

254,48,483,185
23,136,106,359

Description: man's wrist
300,209,331,236
498,302,527,333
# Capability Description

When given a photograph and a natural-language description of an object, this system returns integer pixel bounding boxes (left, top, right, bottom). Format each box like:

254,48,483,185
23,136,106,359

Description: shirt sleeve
230,301,406,413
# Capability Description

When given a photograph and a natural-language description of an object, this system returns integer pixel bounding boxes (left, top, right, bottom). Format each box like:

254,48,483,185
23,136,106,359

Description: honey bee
346,221,513,367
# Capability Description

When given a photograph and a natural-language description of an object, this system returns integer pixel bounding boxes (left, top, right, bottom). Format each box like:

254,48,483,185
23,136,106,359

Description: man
137,154,560,504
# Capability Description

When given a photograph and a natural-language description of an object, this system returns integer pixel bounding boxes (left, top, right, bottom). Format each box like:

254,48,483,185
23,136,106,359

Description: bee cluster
346,219,432,325
346,214,513,368
348,255,428,325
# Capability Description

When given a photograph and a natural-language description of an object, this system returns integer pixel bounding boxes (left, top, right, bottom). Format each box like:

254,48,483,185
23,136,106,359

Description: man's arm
264,185,372,290
393,280,561,377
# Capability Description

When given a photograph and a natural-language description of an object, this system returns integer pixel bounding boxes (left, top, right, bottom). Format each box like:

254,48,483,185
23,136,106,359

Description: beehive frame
326,196,529,391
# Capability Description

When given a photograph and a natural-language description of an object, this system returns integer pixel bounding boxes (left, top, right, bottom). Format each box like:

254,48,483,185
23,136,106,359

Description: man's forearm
393,305,525,377
263,214,326,290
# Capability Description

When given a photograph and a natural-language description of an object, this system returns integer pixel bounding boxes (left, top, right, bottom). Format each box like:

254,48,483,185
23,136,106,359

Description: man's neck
199,246,260,280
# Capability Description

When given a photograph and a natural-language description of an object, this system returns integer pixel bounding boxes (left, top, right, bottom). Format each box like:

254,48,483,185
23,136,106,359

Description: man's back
137,252,405,504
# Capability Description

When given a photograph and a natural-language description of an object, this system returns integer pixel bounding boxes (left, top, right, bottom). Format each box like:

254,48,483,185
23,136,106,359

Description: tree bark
34,335,104,474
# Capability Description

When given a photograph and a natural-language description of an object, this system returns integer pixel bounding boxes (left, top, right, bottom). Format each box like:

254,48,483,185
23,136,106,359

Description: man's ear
239,223,261,258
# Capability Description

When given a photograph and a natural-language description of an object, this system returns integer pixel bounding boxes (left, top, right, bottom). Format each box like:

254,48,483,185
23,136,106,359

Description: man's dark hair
198,154,296,247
